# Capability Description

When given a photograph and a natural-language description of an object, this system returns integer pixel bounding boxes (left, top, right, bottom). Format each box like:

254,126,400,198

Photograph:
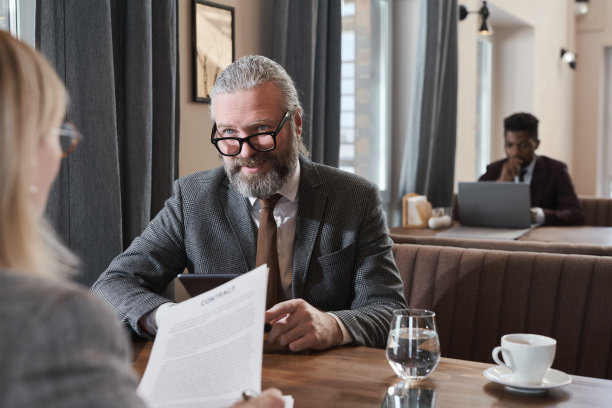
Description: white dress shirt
515,155,545,224
513,155,536,184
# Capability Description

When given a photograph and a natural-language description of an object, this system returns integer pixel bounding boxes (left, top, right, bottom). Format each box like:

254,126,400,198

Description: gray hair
210,55,302,122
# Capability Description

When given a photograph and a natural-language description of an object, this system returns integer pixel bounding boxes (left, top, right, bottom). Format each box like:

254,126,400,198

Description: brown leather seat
580,196,612,226
392,243,612,380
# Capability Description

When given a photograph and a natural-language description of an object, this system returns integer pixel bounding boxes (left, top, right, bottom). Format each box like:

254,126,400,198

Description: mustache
232,157,266,168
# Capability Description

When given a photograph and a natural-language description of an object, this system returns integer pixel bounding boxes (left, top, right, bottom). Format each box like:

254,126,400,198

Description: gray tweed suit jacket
0,271,145,408
92,156,407,348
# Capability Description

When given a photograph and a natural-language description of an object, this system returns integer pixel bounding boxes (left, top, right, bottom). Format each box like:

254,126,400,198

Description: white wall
456,0,577,191
178,0,274,178
490,25,534,159
574,0,612,195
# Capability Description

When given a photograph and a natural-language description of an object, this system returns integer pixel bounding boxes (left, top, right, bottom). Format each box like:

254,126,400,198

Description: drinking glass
386,309,441,381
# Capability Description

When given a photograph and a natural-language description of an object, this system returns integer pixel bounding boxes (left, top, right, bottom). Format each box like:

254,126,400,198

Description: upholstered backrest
389,233,612,256
392,243,612,379
580,196,612,226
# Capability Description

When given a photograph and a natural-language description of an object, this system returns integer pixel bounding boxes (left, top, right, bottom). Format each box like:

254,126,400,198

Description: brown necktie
256,194,282,309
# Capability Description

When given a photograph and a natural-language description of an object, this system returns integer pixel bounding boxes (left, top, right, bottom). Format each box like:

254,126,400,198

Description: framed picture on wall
192,0,235,103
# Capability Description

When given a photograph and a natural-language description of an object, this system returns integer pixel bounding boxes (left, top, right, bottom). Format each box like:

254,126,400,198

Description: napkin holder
402,193,432,228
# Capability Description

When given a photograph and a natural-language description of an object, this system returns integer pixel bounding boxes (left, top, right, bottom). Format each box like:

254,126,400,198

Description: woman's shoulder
1,269,82,294
0,271,144,408
0,270,126,347
1,271,102,315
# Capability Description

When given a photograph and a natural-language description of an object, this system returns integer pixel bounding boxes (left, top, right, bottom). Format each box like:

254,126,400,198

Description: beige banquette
392,243,612,380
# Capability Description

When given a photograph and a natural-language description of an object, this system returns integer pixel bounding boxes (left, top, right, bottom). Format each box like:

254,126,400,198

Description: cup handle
492,346,504,366
492,347,516,371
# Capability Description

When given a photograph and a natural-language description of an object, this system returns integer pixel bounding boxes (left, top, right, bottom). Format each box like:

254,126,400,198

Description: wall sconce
561,49,577,70
459,1,493,36
574,0,589,16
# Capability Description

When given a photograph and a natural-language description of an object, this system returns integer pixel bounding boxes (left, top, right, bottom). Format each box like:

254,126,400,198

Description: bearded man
92,56,406,351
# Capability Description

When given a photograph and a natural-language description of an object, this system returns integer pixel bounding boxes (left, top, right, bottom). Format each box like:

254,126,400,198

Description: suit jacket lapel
292,157,326,298
219,178,258,272
530,157,547,206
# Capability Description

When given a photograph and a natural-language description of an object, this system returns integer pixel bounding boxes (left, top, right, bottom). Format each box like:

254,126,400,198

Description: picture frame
192,0,235,103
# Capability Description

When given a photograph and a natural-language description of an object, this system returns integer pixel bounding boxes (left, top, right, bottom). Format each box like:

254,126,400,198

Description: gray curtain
37,1,179,287
397,0,458,212
272,0,341,166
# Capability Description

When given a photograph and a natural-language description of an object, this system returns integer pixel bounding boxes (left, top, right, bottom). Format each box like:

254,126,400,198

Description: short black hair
503,112,539,140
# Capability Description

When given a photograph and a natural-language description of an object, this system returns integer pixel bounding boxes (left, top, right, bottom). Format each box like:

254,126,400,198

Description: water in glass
386,310,441,381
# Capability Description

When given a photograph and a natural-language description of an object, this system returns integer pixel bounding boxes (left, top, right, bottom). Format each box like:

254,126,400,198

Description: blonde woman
0,32,282,408
0,29,147,407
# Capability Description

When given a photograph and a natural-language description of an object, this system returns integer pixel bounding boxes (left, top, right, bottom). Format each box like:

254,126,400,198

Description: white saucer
483,365,572,394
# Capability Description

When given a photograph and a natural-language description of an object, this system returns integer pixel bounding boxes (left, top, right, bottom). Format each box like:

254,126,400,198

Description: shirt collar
524,154,537,173
248,160,301,205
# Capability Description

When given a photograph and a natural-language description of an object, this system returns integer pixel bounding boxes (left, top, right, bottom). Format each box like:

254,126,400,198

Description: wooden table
132,341,612,407
390,224,612,246
523,226,612,245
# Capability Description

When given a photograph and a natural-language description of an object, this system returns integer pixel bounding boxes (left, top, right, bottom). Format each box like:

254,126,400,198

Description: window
476,37,492,178
0,0,18,36
0,0,35,46
340,0,391,193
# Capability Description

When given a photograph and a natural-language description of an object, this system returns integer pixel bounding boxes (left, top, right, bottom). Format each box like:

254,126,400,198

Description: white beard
225,134,299,199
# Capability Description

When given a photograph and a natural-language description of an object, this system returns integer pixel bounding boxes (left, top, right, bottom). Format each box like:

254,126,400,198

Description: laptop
177,273,239,297
457,181,533,229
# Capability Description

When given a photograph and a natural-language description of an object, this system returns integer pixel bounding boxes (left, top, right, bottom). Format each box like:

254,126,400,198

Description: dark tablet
177,273,239,297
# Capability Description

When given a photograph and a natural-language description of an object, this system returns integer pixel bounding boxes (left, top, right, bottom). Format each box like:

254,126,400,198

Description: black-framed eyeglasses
56,121,82,158
210,111,290,157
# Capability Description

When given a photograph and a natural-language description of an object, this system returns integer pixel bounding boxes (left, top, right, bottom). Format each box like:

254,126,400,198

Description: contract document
138,265,269,408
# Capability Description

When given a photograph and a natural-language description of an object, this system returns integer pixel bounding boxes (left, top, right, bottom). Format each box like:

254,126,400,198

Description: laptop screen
457,182,532,228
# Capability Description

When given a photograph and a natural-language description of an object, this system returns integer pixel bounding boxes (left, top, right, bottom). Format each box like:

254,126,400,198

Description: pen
241,389,260,401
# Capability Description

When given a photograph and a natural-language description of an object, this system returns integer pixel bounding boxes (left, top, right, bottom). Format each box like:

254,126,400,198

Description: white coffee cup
492,333,556,385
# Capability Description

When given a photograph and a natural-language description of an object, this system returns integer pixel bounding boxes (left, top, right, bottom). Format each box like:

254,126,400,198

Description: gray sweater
0,270,145,408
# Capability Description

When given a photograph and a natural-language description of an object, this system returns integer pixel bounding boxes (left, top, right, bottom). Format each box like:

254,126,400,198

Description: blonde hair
0,31,77,279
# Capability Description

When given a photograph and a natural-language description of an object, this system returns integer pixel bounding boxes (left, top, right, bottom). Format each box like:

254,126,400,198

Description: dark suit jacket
92,156,407,349
479,155,584,225
0,271,145,408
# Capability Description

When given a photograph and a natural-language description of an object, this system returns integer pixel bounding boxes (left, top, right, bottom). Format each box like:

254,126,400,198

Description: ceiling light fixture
459,1,493,36
561,48,577,70
574,0,589,16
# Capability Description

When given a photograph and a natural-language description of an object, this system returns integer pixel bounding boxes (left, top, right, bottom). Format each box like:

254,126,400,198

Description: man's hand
232,388,284,408
498,157,523,181
265,299,343,352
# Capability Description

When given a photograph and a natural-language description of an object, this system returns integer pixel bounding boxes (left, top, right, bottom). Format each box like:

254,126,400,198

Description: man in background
479,112,584,225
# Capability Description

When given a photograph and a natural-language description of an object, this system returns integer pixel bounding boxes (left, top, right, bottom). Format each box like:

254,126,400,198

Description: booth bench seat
392,243,612,380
